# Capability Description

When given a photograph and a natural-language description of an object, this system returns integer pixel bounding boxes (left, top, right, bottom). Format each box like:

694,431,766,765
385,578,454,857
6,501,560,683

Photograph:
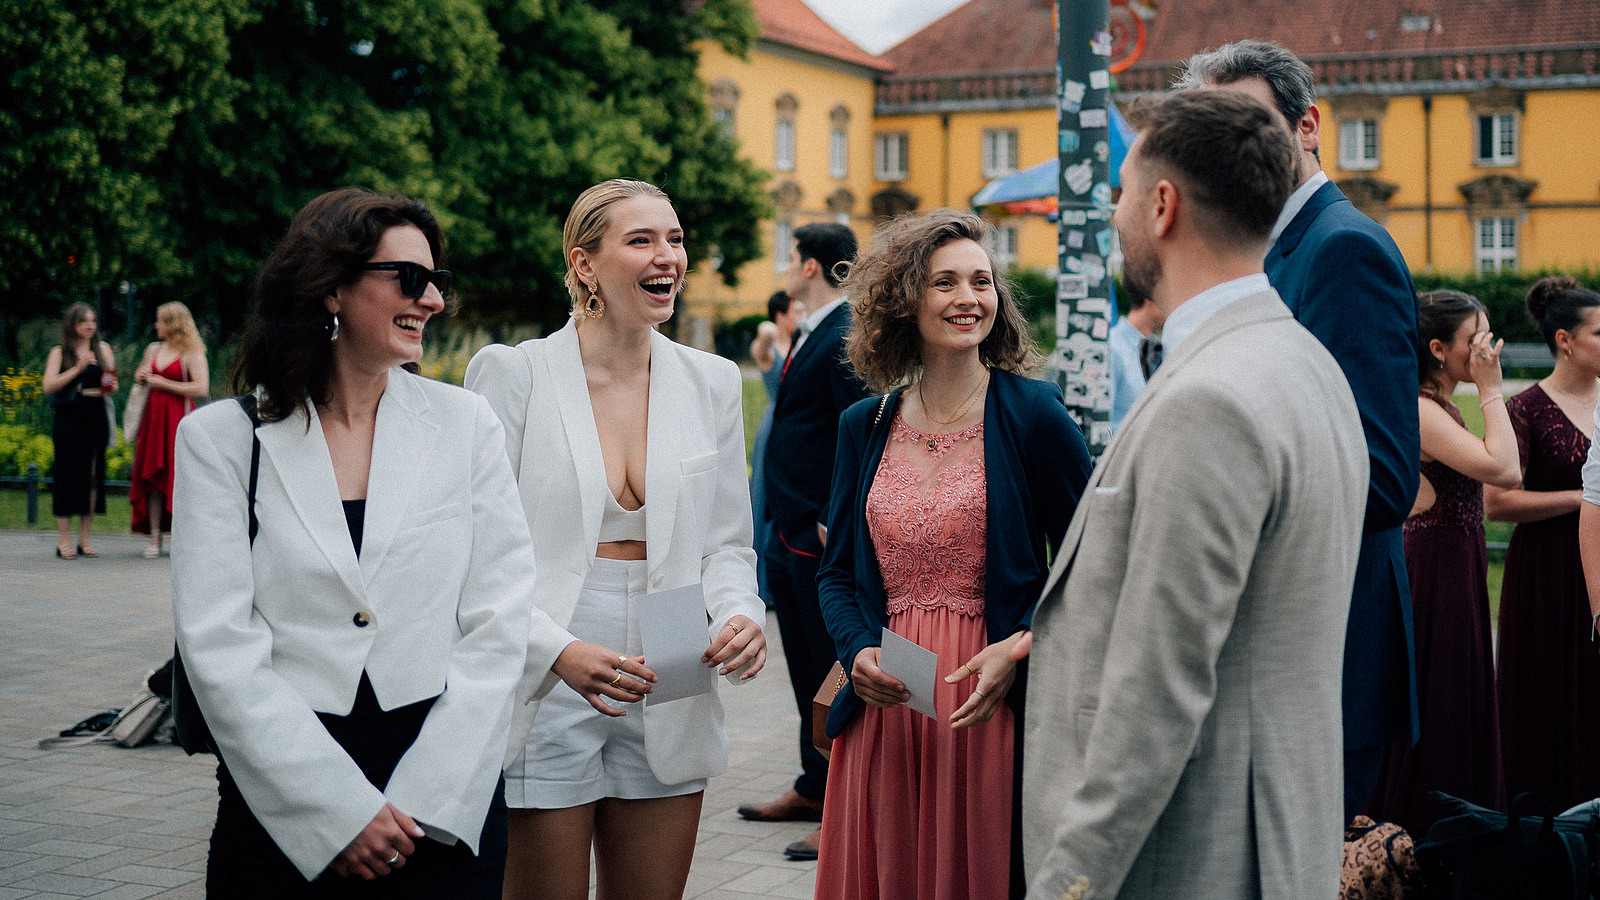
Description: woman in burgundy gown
1486,276,1600,809
130,302,209,557
1369,289,1518,836
815,211,1090,899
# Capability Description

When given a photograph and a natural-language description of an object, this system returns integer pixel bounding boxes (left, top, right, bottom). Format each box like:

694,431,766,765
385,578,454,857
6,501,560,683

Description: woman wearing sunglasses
171,188,586,896
467,178,767,900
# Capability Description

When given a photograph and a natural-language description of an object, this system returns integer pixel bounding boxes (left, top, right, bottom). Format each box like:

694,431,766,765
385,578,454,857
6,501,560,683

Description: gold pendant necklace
917,369,989,452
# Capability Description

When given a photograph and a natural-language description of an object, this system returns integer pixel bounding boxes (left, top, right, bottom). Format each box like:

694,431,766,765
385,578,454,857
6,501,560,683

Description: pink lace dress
815,415,1014,900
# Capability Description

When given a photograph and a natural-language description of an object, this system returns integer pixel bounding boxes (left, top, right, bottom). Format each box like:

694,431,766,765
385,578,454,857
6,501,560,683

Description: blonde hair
562,179,671,313
157,302,204,355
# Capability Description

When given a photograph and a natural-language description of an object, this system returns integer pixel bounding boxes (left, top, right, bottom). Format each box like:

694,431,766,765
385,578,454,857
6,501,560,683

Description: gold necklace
916,370,989,451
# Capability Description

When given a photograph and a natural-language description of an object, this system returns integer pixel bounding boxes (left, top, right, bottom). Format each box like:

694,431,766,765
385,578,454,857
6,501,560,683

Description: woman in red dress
130,301,209,557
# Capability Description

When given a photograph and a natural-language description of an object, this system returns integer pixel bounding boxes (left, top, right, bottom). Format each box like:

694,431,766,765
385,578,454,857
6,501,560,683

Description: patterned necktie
1139,335,1163,380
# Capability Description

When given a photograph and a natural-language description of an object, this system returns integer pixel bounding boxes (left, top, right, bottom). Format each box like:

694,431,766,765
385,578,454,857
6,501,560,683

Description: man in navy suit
738,223,867,860
1180,40,1421,821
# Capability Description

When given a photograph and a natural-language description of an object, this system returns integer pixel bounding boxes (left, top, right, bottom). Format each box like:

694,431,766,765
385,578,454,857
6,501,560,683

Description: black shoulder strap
233,396,262,545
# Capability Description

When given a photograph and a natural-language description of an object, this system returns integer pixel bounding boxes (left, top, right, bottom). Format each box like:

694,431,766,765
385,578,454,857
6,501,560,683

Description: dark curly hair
233,188,455,422
842,209,1039,394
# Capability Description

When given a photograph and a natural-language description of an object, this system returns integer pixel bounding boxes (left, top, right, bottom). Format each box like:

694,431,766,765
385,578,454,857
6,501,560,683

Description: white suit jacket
465,319,764,783
171,371,574,879
1022,290,1368,900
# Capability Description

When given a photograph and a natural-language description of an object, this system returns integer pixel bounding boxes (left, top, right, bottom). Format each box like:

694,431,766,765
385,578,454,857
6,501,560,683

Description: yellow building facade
1323,87,1600,274
682,5,887,326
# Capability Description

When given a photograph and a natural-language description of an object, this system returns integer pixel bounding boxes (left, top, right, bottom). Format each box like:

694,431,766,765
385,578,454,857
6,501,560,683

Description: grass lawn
0,487,132,533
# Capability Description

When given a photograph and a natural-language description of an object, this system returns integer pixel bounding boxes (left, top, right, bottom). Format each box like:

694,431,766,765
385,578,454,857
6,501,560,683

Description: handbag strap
233,396,262,545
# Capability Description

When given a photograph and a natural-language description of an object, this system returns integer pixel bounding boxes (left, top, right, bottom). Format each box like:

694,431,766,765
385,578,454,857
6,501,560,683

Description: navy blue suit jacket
763,301,869,558
817,371,1093,737
1266,179,1421,749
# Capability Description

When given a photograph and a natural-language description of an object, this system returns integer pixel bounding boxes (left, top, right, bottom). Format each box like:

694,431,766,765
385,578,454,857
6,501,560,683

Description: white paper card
880,628,939,719
637,584,717,705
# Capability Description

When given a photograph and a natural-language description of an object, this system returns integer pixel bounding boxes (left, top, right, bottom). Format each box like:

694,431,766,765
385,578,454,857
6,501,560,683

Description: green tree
0,0,249,331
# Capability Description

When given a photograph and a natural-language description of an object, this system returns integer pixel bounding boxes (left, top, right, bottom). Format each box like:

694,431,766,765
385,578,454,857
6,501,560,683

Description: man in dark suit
1180,39,1421,821
738,223,866,860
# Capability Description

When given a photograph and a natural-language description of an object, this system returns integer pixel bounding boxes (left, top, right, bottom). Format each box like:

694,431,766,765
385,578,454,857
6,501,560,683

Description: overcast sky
801,0,970,54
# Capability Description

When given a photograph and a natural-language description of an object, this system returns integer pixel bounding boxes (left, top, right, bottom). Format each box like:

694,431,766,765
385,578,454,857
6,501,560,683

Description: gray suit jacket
1022,289,1367,900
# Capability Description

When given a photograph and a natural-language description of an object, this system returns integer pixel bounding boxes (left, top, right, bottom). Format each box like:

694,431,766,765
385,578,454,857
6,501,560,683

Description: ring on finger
609,670,623,686
386,852,401,865
972,689,986,699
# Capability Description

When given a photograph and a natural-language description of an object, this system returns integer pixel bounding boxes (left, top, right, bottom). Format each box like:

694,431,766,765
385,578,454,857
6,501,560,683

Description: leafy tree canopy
1,0,767,351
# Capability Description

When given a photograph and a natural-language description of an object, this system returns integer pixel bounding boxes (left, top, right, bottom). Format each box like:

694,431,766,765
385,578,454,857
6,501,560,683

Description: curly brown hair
843,209,1039,394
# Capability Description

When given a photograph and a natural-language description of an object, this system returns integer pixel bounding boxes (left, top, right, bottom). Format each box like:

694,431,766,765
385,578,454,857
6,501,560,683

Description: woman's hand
329,802,424,880
850,646,908,708
552,641,655,716
1467,329,1505,394
703,614,767,679
946,632,1027,730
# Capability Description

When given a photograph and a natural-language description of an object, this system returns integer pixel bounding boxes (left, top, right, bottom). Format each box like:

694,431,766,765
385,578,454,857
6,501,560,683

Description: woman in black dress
1486,276,1600,809
1368,289,1517,835
41,303,116,559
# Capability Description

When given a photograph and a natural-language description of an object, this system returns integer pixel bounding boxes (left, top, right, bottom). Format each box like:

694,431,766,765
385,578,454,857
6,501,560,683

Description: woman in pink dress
816,210,1091,899
130,302,209,557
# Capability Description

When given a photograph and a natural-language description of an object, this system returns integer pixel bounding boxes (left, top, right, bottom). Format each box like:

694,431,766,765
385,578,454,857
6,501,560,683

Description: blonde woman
131,302,210,557
467,178,766,900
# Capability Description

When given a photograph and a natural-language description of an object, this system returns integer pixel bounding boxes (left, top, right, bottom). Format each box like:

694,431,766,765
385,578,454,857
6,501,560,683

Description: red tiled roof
754,0,894,72
882,0,1058,75
1137,0,1600,66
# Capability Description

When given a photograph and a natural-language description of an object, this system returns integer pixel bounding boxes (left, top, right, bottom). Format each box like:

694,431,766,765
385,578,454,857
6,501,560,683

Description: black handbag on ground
174,395,261,756
1416,791,1600,899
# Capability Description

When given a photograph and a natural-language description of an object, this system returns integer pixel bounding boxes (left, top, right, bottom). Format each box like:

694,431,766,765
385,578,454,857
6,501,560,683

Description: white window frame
829,128,848,179
775,118,795,172
713,106,735,140
981,129,1018,178
983,224,1019,270
1476,113,1518,166
1339,118,1380,170
874,132,909,181
774,221,794,273
1476,217,1518,273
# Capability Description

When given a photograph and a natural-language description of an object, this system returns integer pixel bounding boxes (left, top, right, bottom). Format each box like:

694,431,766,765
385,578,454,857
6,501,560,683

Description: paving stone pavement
0,530,820,898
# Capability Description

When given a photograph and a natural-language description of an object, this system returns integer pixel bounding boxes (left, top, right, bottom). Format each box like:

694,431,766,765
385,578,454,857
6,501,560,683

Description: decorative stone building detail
771,180,802,216
708,77,740,109
1329,93,1390,119
870,186,920,220
826,188,856,215
1338,176,1400,222
775,93,799,117
1458,173,1538,215
1465,85,1525,116
830,104,851,128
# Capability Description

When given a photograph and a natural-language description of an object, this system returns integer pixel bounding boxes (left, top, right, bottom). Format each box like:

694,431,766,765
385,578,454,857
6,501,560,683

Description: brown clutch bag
811,661,848,760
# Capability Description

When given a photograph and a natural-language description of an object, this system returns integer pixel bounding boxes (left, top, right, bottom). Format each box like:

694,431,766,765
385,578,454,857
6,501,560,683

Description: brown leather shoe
737,788,824,822
783,828,822,861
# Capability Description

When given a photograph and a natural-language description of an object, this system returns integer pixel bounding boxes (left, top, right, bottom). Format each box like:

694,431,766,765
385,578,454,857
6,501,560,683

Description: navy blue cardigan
817,369,1092,737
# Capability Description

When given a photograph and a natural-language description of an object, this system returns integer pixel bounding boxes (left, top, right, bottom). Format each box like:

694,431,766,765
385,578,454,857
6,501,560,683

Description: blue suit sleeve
1287,230,1419,533
818,406,880,671
1017,385,1093,630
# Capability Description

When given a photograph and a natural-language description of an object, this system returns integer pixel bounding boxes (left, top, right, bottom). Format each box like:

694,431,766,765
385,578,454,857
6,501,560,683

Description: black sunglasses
361,261,453,299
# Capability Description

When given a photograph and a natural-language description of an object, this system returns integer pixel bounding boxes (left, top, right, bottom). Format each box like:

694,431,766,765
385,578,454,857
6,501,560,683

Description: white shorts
504,557,707,809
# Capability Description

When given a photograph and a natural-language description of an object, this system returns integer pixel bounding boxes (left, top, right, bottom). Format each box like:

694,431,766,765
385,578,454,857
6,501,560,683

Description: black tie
1139,335,1163,380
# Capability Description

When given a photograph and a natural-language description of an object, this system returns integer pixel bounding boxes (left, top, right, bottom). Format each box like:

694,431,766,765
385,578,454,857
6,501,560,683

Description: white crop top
597,490,646,542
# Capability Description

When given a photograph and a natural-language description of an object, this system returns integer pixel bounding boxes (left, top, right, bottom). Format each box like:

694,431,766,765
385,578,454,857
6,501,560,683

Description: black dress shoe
783,829,821,861
738,788,824,822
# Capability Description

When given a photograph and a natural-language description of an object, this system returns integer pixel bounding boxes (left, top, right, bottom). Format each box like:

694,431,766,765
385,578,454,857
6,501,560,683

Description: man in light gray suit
1019,90,1368,899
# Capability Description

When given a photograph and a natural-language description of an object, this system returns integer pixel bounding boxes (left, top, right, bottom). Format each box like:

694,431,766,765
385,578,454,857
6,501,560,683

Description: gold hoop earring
582,283,605,319
1567,347,1574,360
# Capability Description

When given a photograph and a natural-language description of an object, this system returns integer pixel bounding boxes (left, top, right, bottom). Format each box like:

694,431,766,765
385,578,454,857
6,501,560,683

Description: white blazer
171,371,575,879
465,319,763,784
